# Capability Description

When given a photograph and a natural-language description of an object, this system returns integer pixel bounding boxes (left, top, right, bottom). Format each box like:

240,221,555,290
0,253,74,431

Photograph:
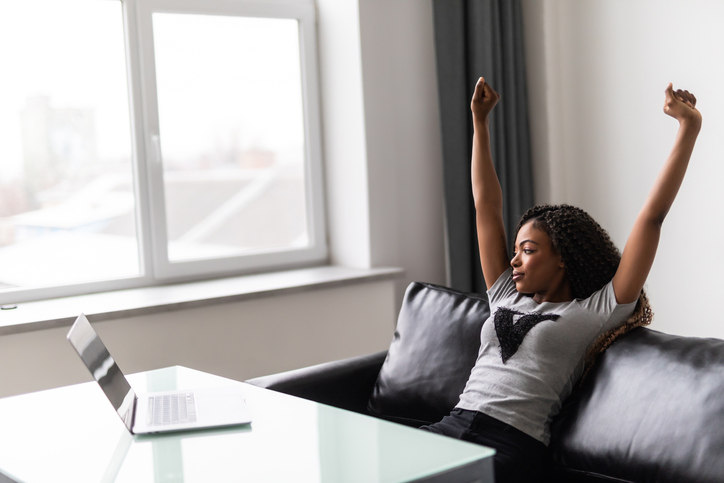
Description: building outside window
0,0,326,304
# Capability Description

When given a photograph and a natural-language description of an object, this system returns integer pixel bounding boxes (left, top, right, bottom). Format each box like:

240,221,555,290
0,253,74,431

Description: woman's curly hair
515,204,653,372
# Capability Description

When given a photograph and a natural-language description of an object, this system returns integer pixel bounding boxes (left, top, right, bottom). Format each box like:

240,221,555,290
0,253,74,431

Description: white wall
358,0,446,288
320,0,447,297
0,0,447,397
522,0,724,339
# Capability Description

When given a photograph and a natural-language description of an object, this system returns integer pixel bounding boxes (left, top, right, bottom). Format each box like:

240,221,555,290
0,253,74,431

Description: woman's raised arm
471,77,509,289
613,83,702,303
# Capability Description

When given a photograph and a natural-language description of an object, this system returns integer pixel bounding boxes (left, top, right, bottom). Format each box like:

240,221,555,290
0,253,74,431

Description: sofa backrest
550,327,724,482
367,282,489,426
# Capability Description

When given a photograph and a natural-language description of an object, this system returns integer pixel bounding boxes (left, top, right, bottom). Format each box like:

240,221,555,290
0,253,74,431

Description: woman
422,77,702,482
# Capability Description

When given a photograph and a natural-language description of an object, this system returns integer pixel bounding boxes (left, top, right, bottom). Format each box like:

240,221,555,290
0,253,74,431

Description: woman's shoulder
576,279,637,316
486,267,516,303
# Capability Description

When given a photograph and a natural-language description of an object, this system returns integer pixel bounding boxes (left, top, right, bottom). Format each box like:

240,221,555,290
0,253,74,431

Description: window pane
153,13,309,262
0,1,138,293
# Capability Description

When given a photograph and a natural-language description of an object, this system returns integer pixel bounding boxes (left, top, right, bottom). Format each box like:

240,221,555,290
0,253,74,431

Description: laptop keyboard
147,393,197,426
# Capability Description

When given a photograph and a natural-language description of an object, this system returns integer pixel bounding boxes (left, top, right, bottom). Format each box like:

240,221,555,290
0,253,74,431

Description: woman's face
511,220,571,303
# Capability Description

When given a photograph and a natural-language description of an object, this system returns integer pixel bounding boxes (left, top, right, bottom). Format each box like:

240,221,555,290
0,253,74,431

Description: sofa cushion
367,282,488,426
549,327,724,482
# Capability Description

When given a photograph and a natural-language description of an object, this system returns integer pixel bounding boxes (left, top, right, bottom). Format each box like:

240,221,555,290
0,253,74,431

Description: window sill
0,265,403,336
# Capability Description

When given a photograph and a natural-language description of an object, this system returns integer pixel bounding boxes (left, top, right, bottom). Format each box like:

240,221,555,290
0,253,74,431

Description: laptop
67,314,251,435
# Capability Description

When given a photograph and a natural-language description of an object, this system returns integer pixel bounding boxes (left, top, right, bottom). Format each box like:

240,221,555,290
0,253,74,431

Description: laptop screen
67,314,136,430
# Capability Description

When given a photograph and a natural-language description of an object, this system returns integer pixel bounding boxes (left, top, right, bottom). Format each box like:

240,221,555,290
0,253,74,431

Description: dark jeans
420,408,549,483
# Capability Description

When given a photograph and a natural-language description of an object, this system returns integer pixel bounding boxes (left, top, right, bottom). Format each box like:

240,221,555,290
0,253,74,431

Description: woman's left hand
664,83,702,128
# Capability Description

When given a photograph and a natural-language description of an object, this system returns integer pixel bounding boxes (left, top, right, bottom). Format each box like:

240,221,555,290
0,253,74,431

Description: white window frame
132,0,327,280
0,0,327,304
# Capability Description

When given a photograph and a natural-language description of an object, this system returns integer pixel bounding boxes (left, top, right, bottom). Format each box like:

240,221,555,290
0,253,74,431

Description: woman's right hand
471,77,500,123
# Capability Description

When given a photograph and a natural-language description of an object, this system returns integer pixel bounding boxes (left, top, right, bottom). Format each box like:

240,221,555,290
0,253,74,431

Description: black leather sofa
248,281,724,482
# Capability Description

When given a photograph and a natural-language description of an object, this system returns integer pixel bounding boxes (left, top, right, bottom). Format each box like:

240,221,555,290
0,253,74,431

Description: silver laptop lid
67,314,136,431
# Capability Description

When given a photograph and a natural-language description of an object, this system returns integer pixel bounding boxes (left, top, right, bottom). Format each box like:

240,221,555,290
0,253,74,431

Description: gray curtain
432,0,533,294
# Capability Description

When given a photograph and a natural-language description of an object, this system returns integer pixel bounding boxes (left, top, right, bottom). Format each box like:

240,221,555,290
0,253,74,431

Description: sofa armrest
246,350,388,415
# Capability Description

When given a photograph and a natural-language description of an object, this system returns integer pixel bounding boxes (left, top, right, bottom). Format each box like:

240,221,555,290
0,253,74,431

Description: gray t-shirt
456,268,636,445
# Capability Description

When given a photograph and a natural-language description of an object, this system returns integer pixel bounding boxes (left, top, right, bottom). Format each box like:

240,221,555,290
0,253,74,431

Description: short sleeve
580,280,637,331
486,268,517,305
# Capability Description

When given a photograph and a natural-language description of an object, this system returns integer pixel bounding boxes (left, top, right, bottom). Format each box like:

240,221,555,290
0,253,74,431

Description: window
0,0,326,303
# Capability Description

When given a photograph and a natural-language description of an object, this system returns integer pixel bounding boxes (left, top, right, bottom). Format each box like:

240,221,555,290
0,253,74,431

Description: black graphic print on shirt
493,307,561,363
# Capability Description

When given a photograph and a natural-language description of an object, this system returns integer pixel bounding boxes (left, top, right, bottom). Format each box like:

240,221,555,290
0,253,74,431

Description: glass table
0,366,494,482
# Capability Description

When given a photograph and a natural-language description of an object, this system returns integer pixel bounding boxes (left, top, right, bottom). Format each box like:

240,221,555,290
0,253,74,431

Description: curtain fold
433,0,533,293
